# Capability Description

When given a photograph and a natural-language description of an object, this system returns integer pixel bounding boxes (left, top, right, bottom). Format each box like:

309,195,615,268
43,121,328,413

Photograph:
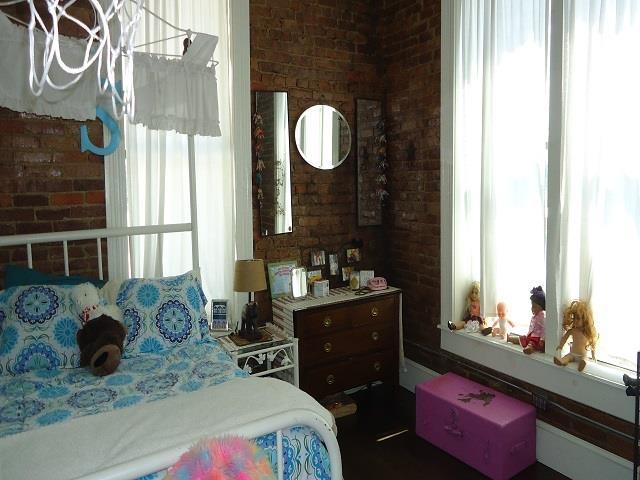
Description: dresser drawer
295,305,352,337
301,350,395,399
295,294,397,338
350,295,397,328
301,323,395,366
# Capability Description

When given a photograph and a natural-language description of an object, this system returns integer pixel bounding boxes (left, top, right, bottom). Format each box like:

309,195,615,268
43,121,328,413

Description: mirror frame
294,104,352,170
253,91,293,236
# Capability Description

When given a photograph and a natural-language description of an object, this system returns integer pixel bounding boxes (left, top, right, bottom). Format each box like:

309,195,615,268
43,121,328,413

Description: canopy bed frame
0,3,342,479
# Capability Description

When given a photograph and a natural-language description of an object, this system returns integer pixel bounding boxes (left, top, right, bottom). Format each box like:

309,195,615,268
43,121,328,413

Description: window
104,0,252,328
441,0,640,418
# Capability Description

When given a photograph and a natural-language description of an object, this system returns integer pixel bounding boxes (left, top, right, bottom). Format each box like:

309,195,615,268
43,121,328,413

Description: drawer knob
371,306,379,317
326,374,335,385
323,316,332,328
373,361,381,371
371,331,380,341
324,342,333,353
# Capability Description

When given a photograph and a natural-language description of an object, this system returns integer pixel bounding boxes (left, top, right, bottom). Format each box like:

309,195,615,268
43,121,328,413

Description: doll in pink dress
508,286,545,354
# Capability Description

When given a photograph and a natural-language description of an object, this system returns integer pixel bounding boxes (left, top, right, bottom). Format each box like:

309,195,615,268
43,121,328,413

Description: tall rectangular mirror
254,91,293,236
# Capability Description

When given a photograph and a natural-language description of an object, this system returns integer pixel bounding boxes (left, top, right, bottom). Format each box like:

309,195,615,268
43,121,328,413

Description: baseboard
400,358,633,480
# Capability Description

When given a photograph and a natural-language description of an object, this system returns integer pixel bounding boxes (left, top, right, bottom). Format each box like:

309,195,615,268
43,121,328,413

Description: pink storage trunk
416,372,536,480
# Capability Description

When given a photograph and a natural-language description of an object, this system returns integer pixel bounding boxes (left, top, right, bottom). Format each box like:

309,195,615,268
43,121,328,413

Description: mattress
0,339,335,479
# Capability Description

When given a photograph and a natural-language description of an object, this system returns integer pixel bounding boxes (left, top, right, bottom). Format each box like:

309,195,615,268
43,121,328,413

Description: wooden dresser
272,287,401,400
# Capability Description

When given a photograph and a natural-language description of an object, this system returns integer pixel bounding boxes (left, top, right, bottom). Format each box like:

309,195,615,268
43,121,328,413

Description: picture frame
267,259,298,299
211,299,229,331
357,98,385,226
342,266,353,282
360,270,374,287
310,249,326,267
329,253,339,276
307,269,322,284
346,248,361,264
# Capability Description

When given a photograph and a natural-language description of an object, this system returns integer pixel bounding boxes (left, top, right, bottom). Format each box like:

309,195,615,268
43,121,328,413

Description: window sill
440,327,633,422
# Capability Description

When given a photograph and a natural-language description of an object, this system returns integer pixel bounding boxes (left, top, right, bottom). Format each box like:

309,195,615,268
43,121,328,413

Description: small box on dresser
416,372,536,480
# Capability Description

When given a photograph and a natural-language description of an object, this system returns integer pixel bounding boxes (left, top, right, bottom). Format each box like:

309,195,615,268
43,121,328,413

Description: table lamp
234,259,267,340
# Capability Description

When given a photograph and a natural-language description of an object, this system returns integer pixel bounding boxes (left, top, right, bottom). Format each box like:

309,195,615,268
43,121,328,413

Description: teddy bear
72,283,127,377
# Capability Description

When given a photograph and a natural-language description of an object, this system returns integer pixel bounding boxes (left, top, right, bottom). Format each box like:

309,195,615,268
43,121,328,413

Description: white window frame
440,0,632,422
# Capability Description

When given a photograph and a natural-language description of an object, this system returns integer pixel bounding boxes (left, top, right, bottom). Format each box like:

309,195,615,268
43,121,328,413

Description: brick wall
0,5,106,286
379,0,633,461
379,0,441,349
250,0,388,315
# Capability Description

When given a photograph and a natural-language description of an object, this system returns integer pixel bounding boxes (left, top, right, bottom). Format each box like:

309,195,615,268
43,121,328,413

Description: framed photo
211,299,229,331
310,249,326,267
342,266,353,282
329,254,339,276
346,248,361,264
360,270,374,287
267,259,298,299
307,269,322,284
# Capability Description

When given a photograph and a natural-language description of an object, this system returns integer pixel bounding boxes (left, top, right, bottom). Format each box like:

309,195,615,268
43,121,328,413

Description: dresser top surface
272,286,401,312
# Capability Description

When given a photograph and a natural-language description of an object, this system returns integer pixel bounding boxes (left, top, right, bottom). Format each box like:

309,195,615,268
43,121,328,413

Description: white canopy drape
131,32,221,137
0,11,97,121
0,11,220,138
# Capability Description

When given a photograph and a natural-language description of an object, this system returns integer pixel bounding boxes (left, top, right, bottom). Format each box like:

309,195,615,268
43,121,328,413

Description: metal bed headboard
0,223,196,281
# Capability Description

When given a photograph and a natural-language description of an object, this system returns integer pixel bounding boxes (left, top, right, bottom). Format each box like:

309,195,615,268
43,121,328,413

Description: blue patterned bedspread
0,339,331,479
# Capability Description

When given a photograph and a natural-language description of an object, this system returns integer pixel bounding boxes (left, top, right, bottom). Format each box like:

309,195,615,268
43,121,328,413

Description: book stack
321,392,357,419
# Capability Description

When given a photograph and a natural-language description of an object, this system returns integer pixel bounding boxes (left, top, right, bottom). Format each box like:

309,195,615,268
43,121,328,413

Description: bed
0,228,343,480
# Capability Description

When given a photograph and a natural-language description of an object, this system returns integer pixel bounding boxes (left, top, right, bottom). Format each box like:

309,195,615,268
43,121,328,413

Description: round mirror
294,105,352,170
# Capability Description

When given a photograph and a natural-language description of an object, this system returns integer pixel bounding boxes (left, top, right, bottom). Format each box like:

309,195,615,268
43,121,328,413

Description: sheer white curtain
106,0,252,328
454,0,548,326
557,0,640,368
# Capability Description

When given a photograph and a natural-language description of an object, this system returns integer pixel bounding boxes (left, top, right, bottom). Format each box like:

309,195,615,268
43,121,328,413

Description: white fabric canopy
0,11,97,121
0,12,220,137
131,33,221,137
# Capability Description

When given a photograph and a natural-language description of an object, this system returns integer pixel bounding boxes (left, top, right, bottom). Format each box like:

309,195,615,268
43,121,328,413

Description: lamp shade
233,259,267,292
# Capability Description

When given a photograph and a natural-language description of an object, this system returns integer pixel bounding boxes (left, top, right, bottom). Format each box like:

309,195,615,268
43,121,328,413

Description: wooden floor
334,385,569,480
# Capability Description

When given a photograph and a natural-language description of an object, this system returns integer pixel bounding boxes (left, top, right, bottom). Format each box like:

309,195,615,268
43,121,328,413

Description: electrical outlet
532,392,547,411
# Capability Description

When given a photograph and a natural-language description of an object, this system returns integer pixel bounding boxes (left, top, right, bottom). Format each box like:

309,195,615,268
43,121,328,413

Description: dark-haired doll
509,286,545,354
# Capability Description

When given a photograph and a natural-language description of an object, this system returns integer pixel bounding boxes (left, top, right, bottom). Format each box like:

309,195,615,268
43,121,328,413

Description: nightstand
217,323,299,387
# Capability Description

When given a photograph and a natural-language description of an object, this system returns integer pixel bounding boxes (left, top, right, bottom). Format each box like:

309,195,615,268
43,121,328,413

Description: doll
508,286,545,354
448,282,491,334
554,300,597,371
491,302,515,340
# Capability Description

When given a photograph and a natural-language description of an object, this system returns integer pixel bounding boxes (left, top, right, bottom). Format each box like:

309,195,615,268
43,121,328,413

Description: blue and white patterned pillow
116,270,209,357
0,285,83,375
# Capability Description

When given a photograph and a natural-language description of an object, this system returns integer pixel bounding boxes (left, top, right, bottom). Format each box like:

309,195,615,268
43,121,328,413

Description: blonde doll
448,282,491,334
554,300,597,372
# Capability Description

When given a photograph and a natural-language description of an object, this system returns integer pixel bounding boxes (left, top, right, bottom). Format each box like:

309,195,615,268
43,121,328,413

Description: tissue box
312,279,329,297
